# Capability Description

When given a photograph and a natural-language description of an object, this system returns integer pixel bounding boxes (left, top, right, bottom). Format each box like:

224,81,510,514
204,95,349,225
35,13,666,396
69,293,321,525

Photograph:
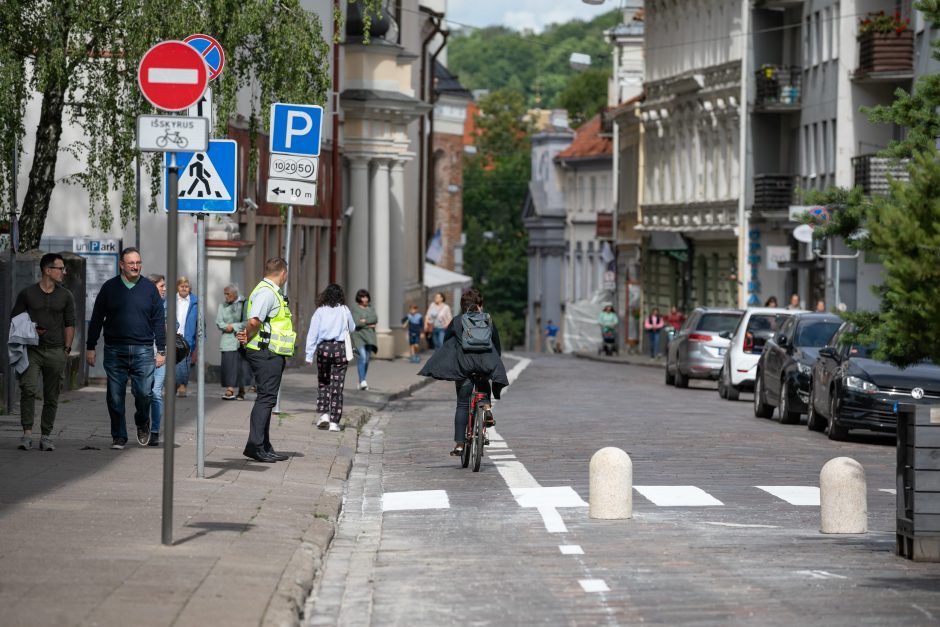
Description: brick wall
431,132,464,271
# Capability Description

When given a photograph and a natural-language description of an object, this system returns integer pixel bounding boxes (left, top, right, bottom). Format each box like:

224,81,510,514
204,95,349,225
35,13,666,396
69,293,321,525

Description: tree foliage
804,0,940,366
0,0,390,250
556,67,609,127
462,89,533,348
447,11,619,110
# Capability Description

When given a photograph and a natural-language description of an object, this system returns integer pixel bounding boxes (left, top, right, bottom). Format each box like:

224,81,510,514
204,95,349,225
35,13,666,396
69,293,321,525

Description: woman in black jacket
419,287,510,456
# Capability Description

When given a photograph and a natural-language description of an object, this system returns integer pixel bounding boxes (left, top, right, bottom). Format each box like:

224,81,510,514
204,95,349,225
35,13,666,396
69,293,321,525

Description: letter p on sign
270,103,323,158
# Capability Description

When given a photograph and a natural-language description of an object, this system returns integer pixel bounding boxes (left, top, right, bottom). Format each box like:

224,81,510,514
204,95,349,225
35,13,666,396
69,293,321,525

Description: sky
445,0,623,33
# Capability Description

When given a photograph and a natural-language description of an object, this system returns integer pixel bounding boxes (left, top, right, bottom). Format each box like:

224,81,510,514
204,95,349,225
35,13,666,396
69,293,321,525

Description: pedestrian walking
217,284,250,400
764,296,779,308
815,299,826,312
425,292,453,349
13,253,76,451
418,287,509,457
598,304,619,355
236,257,295,462
786,293,801,310
402,305,423,363
350,289,378,390
174,277,198,397
644,307,665,358
544,319,560,353
304,284,356,432
86,248,166,449
664,305,685,332
147,274,168,447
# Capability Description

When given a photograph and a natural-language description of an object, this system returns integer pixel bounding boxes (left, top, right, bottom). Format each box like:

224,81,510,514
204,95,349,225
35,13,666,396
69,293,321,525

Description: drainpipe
328,1,342,283
736,2,751,308
418,8,445,285
426,29,449,261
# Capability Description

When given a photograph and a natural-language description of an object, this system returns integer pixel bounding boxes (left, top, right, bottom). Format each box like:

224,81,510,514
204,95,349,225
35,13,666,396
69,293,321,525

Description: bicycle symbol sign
136,115,208,153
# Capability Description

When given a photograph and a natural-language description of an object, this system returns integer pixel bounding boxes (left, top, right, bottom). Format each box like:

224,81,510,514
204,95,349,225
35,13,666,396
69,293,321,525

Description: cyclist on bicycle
418,287,509,457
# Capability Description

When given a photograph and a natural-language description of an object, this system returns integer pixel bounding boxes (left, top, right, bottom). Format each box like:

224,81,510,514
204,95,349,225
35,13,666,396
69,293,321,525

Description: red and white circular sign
137,41,209,111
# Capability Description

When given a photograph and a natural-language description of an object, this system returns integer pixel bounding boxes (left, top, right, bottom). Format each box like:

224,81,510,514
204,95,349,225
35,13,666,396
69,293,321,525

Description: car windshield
794,321,842,348
746,314,778,335
847,344,876,359
697,313,741,333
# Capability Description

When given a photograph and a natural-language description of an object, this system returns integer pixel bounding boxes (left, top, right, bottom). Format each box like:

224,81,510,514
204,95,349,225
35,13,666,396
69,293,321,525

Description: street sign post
137,115,208,152
186,86,212,129
138,41,209,111
184,34,225,81
266,178,317,206
268,154,318,182
269,103,324,157
163,139,238,213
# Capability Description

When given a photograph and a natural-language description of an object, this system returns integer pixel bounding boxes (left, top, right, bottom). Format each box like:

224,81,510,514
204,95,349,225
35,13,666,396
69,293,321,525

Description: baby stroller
599,327,618,356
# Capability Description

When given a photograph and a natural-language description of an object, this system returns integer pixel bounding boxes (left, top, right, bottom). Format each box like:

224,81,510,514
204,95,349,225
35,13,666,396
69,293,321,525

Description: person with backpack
418,287,509,457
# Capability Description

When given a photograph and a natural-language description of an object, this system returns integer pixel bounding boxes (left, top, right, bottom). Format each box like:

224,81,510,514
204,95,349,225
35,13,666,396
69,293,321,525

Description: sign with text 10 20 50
268,154,318,182
137,115,208,152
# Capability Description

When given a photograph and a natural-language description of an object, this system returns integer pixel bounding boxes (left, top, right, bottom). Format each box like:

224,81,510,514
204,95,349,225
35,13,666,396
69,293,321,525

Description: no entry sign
138,41,209,111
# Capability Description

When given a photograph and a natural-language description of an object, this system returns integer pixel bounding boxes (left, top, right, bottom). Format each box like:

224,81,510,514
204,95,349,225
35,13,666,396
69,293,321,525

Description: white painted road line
756,486,821,506
488,454,516,460
512,486,589,534
579,579,610,593
880,488,897,495
795,570,848,580
559,545,584,555
704,521,780,529
381,490,450,512
634,486,724,506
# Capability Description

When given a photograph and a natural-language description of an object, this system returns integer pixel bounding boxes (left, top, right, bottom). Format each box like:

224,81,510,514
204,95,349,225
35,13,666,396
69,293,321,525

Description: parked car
665,307,743,388
718,307,803,400
807,322,940,440
752,312,843,423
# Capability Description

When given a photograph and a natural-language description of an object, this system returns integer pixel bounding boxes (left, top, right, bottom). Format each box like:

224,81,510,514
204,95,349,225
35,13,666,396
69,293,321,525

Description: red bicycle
461,382,488,472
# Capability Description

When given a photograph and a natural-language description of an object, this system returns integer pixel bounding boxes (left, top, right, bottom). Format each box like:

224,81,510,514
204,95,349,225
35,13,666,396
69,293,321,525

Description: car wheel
753,372,775,418
718,371,727,399
778,379,800,425
665,362,676,386
806,383,825,432
674,367,689,388
826,393,849,441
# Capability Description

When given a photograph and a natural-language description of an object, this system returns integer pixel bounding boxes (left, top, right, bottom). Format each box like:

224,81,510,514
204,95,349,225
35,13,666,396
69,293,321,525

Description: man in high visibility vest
236,257,296,462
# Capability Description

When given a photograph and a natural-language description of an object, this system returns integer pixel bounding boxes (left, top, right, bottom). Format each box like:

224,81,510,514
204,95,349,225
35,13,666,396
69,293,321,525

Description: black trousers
244,348,285,451
454,378,491,443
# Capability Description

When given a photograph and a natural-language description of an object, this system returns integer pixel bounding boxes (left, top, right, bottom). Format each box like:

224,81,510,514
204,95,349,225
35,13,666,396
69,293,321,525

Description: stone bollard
589,447,633,519
820,457,867,534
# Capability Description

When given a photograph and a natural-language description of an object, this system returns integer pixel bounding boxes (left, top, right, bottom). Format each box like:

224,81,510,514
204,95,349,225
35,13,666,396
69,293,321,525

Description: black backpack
460,311,493,352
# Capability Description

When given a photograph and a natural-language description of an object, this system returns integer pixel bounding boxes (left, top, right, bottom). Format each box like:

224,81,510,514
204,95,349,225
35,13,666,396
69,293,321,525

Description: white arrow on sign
187,86,212,128
266,178,317,207
268,154,318,181
137,115,208,152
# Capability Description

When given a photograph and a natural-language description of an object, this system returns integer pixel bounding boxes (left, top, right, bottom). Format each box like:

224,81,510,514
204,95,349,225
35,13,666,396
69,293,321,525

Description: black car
753,313,842,423
807,322,940,440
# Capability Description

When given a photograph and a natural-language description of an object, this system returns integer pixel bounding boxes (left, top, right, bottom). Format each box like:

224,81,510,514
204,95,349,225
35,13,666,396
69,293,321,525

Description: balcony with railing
853,11,914,82
754,65,802,111
751,174,797,220
852,154,910,196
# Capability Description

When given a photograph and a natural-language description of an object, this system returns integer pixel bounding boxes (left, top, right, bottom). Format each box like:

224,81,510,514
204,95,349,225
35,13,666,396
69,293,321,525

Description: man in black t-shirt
12,253,76,451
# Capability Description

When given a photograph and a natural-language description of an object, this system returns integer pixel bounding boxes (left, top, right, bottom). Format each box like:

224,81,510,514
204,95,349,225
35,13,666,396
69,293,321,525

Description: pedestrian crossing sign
163,139,238,213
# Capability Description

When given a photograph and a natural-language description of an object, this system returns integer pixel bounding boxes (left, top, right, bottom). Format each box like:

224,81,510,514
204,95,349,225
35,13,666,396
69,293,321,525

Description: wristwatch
64,345,71,352
157,350,166,356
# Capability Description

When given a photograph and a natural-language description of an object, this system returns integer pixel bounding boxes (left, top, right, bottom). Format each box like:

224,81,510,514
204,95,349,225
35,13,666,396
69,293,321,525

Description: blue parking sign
269,103,323,157
163,139,238,213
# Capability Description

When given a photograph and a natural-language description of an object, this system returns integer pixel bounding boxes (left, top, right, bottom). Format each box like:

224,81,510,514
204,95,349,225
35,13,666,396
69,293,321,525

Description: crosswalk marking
382,490,450,512
634,486,724,506
880,488,897,495
756,486,820,506
579,579,610,593
559,545,584,555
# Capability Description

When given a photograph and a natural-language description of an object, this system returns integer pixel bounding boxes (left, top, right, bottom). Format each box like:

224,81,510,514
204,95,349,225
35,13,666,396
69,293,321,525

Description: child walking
402,305,423,363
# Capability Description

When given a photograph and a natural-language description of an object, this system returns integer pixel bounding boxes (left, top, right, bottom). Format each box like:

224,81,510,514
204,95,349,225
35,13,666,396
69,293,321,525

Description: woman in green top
217,284,250,400
351,288,378,390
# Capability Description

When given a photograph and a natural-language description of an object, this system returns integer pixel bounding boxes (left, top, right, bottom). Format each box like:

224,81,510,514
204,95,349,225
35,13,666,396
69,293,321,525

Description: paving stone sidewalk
0,357,428,627
574,349,665,369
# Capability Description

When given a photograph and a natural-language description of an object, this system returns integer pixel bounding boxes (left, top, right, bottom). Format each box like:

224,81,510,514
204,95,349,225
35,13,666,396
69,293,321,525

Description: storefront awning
648,232,688,251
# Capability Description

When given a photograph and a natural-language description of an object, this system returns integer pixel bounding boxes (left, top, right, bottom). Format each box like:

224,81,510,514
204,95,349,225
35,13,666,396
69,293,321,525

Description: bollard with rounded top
590,447,633,519
820,456,867,534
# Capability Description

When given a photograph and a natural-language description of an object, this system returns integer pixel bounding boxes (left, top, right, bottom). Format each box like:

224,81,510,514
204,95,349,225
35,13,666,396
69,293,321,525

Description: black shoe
136,422,151,446
243,447,277,463
484,409,495,428
148,433,159,447
264,446,289,462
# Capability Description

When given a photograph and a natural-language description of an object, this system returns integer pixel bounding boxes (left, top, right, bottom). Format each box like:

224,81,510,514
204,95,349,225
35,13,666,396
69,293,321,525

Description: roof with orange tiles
555,113,611,161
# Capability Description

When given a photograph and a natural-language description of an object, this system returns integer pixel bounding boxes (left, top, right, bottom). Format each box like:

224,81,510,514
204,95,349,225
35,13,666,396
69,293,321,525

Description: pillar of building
347,157,370,294
389,160,406,331
369,158,394,357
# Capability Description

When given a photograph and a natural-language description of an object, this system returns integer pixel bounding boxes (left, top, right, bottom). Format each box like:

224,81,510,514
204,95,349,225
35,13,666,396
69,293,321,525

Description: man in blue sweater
86,248,166,449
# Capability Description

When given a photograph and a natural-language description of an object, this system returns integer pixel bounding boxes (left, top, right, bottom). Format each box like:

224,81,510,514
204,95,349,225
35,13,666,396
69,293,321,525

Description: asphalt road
305,354,940,626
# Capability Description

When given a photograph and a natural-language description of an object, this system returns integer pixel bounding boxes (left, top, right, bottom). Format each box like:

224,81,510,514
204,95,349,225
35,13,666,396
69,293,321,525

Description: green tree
0,0,379,250
462,89,532,348
556,67,608,127
805,0,940,367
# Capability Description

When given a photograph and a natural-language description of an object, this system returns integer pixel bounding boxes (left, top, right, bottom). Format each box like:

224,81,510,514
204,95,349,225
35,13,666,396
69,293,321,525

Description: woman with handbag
217,284,250,400
304,283,356,433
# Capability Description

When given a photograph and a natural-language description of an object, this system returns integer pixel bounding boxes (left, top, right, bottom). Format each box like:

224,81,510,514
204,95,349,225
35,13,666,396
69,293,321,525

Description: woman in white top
424,292,453,349
304,284,356,432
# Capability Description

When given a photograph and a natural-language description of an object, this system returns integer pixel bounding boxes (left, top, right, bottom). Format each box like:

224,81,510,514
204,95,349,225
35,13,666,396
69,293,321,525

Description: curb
265,378,433,627
573,350,666,370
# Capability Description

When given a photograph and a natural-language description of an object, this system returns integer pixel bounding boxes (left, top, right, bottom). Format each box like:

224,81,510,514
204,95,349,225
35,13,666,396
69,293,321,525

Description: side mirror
777,334,788,347
819,346,835,359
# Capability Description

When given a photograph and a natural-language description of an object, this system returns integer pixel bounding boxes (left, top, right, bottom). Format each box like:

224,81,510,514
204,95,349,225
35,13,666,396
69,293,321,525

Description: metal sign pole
272,205,293,415
163,153,179,546
196,214,206,478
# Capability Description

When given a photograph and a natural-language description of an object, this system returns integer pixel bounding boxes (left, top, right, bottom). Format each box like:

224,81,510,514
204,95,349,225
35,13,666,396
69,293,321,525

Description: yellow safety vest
245,280,296,356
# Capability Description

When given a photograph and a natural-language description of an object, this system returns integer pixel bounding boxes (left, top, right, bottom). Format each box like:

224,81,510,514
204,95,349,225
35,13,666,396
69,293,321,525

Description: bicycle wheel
461,403,472,468
471,405,484,472
156,136,167,148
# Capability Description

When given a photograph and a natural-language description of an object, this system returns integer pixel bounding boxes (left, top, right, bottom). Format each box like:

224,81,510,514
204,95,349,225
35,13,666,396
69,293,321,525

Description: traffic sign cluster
266,103,324,207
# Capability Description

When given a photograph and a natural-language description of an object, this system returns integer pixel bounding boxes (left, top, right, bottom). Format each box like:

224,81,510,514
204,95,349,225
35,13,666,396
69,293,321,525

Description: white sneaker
329,422,341,432
317,414,330,429
359,380,368,390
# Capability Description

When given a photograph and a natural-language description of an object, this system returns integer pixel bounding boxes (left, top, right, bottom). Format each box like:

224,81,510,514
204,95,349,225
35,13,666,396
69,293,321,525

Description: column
347,157,370,293
388,160,406,327
369,158,393,357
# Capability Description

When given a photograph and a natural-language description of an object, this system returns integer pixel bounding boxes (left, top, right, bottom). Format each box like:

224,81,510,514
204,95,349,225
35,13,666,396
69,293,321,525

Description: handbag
343,307,354,361
175,333,191,362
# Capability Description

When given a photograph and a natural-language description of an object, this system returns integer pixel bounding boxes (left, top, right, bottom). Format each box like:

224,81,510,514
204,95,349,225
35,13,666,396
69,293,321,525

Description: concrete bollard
820,457,867,534
589,447,633,519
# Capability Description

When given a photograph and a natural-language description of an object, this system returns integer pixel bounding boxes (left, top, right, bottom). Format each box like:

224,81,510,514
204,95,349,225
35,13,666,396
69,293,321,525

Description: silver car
666,307,744,388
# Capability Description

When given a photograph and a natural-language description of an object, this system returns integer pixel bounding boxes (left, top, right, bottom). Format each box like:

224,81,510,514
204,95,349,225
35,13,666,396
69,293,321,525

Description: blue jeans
175,358,191,386
356,345,370,383
104,344,155,440
151,363,165,434
433,328,446,349
648,330,661,358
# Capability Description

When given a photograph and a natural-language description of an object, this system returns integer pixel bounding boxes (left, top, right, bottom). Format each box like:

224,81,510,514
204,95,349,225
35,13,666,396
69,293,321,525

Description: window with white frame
815,12,823,66
823,7,831,61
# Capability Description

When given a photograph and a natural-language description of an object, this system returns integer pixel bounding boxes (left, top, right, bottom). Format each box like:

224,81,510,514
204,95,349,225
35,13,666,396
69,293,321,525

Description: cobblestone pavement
304,353,940,626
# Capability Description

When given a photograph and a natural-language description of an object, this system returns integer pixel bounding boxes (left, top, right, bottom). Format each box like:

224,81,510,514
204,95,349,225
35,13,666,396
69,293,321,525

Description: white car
718,307,804,400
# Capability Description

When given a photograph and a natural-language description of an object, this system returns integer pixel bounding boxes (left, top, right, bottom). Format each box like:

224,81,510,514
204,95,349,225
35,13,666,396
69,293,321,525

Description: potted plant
858,11,913,73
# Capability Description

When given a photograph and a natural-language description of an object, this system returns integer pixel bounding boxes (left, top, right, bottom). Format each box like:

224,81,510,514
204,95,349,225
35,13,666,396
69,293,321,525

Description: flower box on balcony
858,30,914,73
